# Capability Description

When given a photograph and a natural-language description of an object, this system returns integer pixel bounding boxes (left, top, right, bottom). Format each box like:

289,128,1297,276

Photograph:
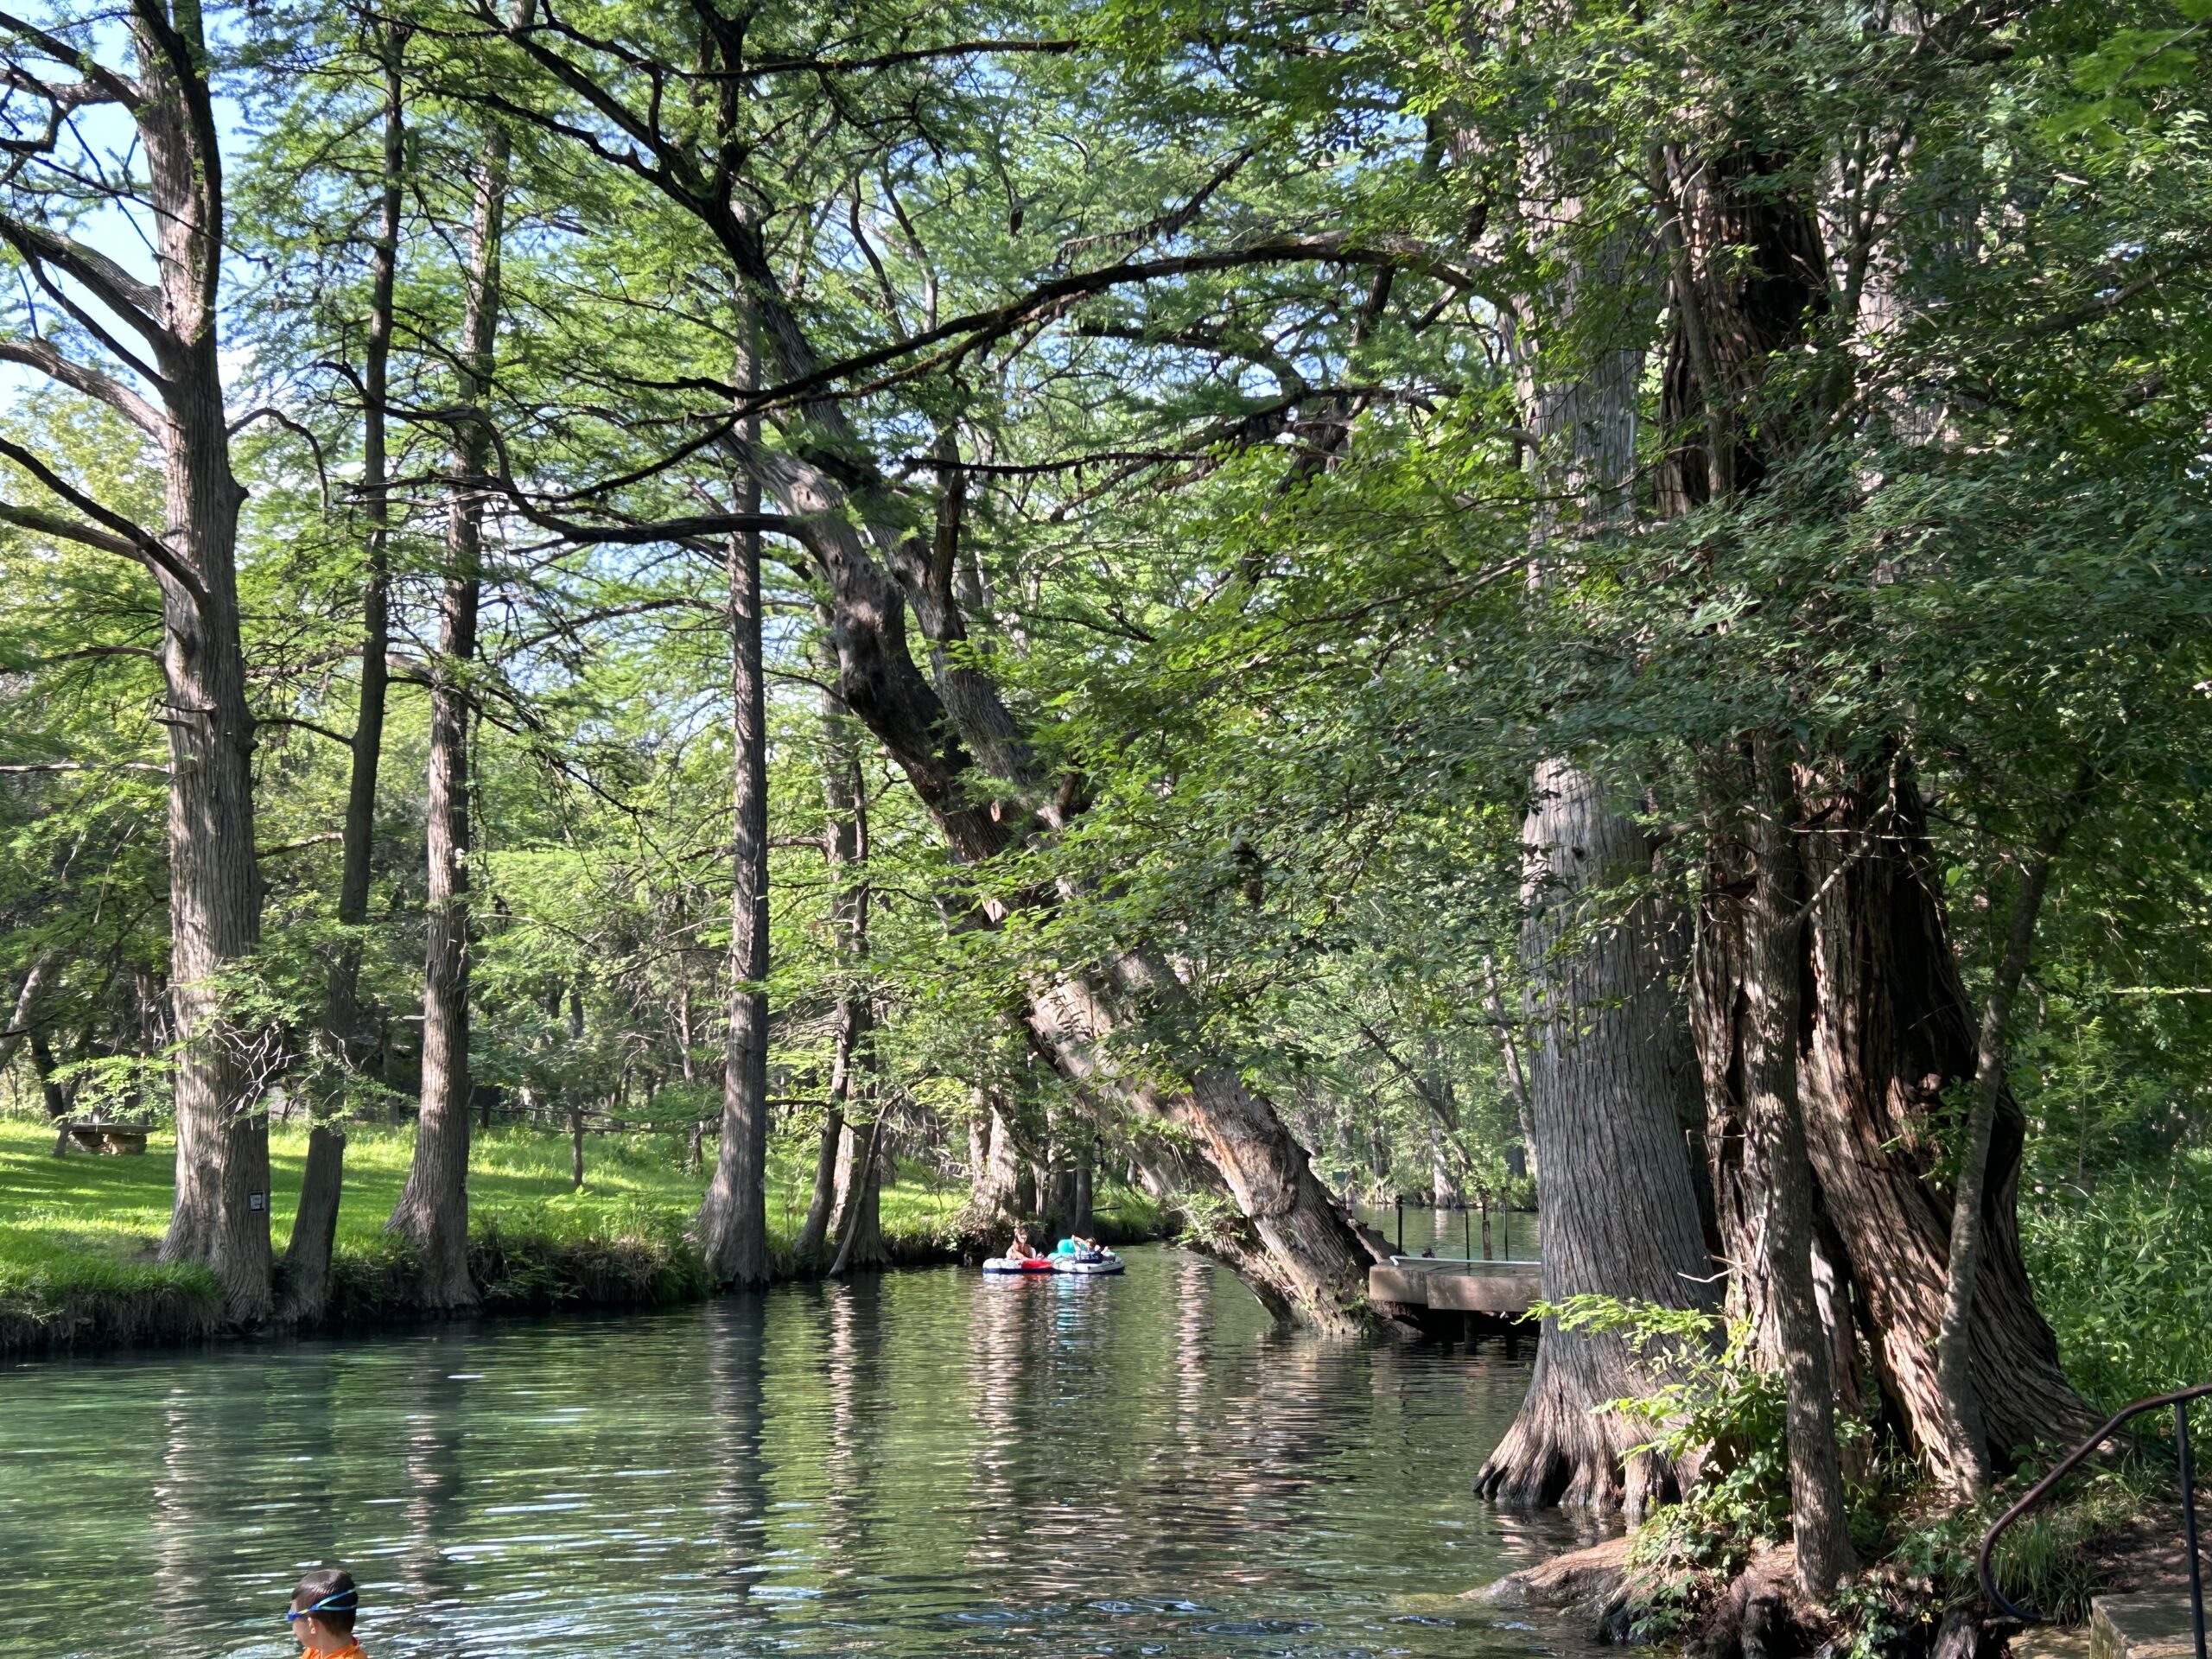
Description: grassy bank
0,1117,1166,1357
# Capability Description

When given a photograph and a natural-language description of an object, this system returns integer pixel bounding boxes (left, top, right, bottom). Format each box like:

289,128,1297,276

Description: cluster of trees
3,0,2209,1573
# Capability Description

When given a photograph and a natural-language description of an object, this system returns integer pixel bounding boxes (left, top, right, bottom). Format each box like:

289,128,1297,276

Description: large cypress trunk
1653,131,2089,1469
389,67,519,1309
1478,762,1719,1514
286,31,405,1323
1796,774,2087,1460
1478,156,1719,1503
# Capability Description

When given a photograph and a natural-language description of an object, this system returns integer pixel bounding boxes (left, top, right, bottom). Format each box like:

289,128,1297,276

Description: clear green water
0,1248,1591,1659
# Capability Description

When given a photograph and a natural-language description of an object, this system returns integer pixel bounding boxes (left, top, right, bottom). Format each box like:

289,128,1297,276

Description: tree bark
1478,761,1720,1515
1699,767,2091,1467
1738,736,1855,1597
694,219,1378,1324
389,38,524,1307
793,664,868,1274
285,29,406,1325
0,950,58,1077
29,1025,69,1121
696,315,772,1289
1931,788,2085,1490
828,1111,887,1274
1478,163,1719,1504
64,5,280,1326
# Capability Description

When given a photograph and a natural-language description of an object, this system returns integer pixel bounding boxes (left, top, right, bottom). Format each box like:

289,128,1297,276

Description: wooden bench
56,1120,152,1155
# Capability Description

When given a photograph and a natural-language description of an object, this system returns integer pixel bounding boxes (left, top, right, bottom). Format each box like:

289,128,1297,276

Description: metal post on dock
1465,1207,1471,1262
1502,1206,1510,1259
1395,1196,1404,1255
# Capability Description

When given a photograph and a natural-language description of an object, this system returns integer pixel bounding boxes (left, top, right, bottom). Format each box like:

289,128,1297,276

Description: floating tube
1052,1254,1124,1276
981,1255,1056,1274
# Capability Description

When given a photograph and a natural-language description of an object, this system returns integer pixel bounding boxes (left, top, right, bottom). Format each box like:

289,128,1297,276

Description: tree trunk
1478,761,1721,1515
692,204,1378,1322
1738,736,1854,1597
696,315,772,1289
389,48,523,1309
1932,792,2082,1491
829,1111,888,1274
1072,1151,1094,1238
1479,180,1718,1505
0,950,59,1079
285,30,406,1324
794,641,871,1274
1699,767,2090,1468
1797,773,2090,1464
29,1026,69,1121
111,9,275,1326
1028,961,1380,1330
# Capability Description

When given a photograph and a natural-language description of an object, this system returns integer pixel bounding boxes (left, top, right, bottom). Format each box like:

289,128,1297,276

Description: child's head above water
289,1568,360,1655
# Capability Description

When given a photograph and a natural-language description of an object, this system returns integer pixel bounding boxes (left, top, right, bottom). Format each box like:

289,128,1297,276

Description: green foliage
1541,1294,1796,1630
2024,1152,2212,1408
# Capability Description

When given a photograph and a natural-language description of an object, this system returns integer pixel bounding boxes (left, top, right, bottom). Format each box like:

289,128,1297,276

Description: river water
0,1248,1592,1659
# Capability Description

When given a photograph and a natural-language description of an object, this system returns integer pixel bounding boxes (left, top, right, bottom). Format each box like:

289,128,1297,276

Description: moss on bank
0,1118,1167,1357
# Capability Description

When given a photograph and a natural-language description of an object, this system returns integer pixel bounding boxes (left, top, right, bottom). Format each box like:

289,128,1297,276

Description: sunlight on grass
0,1116,977,1295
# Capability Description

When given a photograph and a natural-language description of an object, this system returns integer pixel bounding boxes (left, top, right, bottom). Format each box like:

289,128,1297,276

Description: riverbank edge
0,1207,1175,1362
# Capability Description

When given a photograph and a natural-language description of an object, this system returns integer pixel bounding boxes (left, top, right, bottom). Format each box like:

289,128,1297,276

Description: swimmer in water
288,1568,365,1659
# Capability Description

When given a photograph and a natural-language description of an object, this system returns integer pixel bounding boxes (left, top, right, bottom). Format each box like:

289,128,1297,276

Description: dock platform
1369,1256,1541,1319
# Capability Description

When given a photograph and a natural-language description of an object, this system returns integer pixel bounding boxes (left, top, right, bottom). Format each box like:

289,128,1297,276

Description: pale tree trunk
1480,762,1720,1514
1478,188,1719,1506
1027,962,1379,1329
0,950,60,1077
793,664,868,1273
959,1096,1027,1245
1931,789,2084,1491
389,38,524,1307
286,31,404,1323
694,225,1380,1324
1738,736,1855,1597
696,315,772,1288
828,1106,887,1274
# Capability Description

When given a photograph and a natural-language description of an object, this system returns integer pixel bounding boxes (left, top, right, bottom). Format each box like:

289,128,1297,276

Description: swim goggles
285,1590,359,1623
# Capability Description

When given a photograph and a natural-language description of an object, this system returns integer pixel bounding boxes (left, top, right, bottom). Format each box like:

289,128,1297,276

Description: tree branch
0,339,162,434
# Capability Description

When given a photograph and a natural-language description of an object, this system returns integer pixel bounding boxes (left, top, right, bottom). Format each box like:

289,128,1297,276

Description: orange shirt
305,1644,365,1659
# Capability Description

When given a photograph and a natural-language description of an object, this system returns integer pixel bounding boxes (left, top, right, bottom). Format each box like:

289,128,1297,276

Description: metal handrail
1977,1380,2211,1659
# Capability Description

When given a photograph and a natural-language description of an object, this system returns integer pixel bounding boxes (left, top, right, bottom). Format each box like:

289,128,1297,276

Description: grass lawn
0,1115,1160,1346
0,1116,982,1337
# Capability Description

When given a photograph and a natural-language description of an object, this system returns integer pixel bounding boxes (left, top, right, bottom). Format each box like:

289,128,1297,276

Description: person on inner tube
1007,1223,1037,1260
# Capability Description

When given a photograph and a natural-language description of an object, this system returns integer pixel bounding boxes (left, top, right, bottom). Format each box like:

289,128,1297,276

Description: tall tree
285,21,407,1323
696,321,773,1287
794,657,871,1274
0,1,271,1321
389,3,530,1306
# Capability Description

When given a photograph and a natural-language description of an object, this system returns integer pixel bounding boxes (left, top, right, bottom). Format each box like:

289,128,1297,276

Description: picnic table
56,1119,152,1155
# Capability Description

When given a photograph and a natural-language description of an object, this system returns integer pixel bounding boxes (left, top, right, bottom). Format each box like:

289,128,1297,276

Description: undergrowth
1547,1295,2173,1652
